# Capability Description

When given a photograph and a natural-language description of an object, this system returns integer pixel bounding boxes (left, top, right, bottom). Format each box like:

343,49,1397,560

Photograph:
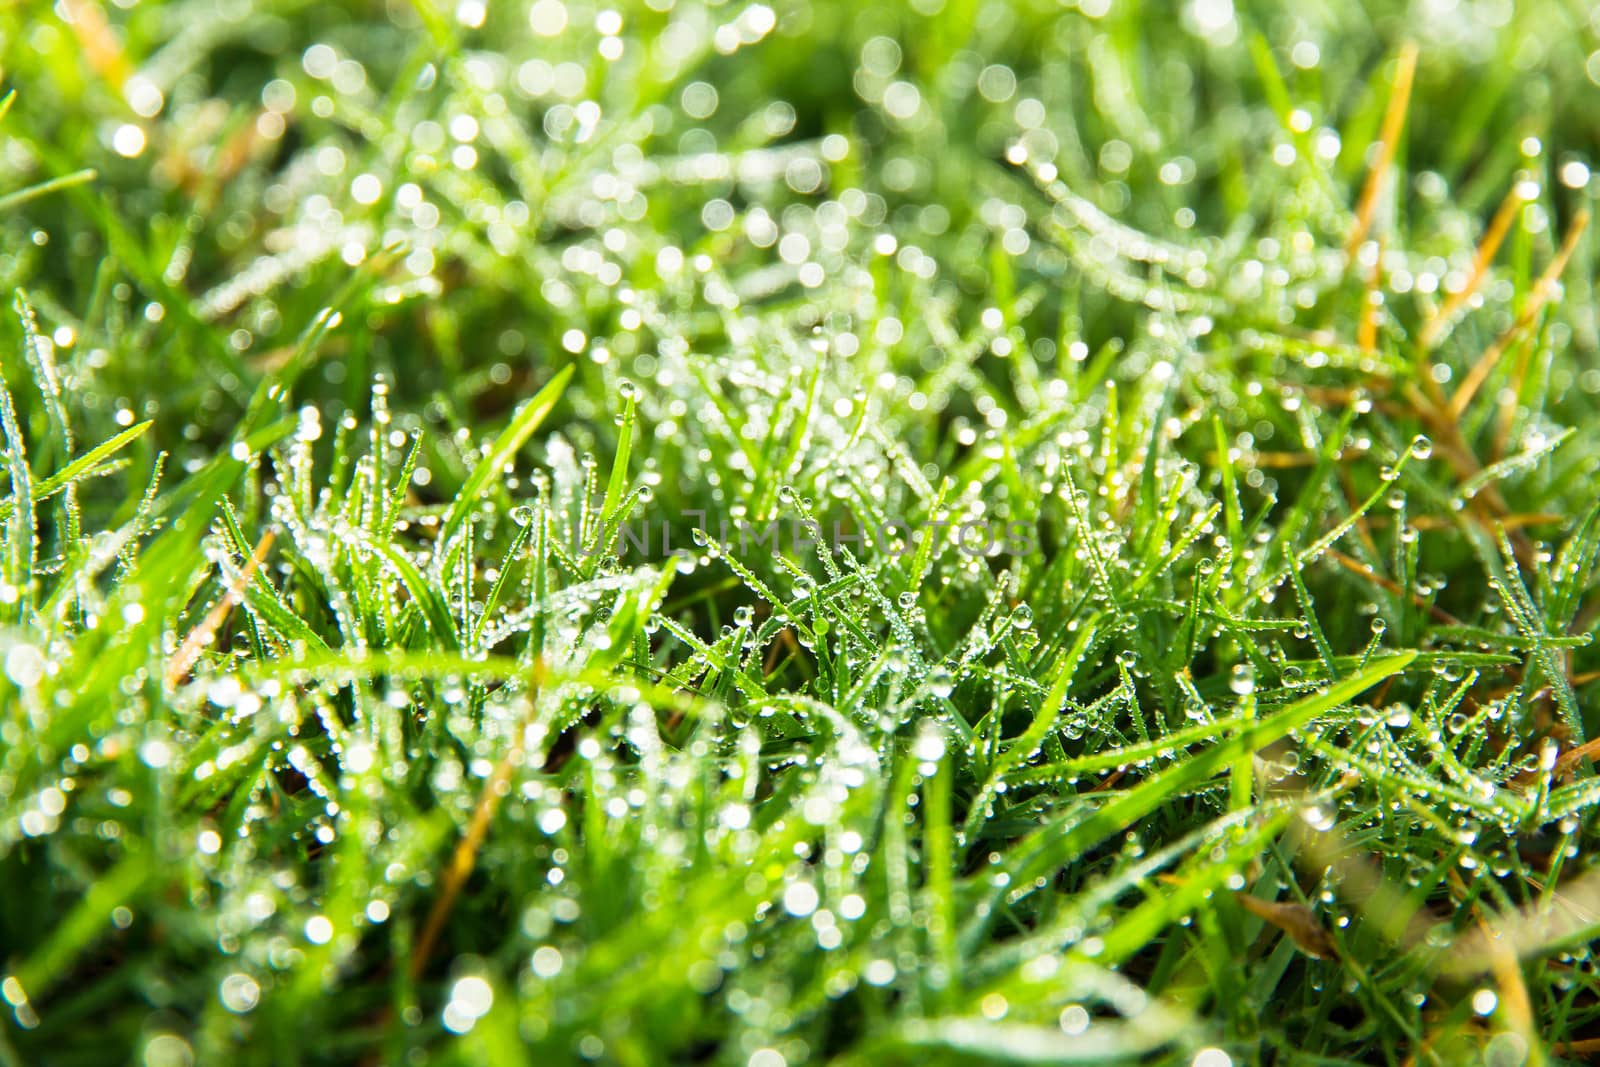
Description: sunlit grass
2,1,1600,1064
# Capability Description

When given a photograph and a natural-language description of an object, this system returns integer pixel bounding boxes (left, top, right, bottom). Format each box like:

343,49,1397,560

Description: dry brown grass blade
1553,734,1600,777
1341,512,1562,534
1284,811,1591,991
1204,449,1319,469
1345,43,1419,259
1419,184,1529,350
61,0,133,89
1326,547,1461,625
1444,868,1600,977
410,662,546,981
1403,512,1563,532
166,532,274,687
162,110,274,197
1403,380,1537,568
1480,913,1541,1057
762,625,810,680
1449,209,1590,419
1552,1037,1600,1057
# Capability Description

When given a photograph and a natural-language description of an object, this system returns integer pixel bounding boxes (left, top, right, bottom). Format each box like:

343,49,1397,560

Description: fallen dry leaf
1236,893,1340,960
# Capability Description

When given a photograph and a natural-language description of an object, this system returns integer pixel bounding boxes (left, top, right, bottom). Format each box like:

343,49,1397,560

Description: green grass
3,0,1600,1063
